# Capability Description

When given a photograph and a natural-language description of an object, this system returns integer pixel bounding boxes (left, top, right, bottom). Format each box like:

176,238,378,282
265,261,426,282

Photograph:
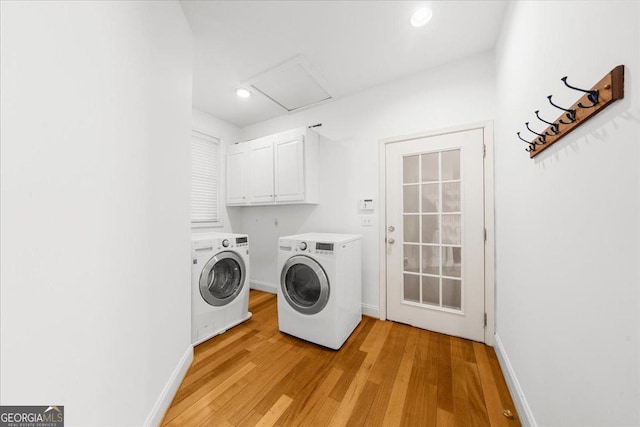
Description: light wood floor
162,290,520,426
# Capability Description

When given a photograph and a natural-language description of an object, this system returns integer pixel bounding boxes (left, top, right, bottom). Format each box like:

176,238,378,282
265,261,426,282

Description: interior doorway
378,122,495,344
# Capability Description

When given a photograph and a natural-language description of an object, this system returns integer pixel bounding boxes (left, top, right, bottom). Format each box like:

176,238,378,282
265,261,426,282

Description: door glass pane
442,278,462,309
422,276,439,306
442,246,462,277
421,245,439,275
404,215,420,243
403,274,420,303
421,152,439,182
403,155,419,183
442,182,460,212
399,146,465,313
403,245,419,273
442,214,461,245
403,185,419,213
421,215,439,244
442,150,460,180
208,258,242,300
421,183,439,213
285,264,321,307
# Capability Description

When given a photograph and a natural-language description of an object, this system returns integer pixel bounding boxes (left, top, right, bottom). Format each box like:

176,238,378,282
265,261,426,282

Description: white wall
233,52,496,312
495,1,640,425
191,108,241,235
0,2,193,426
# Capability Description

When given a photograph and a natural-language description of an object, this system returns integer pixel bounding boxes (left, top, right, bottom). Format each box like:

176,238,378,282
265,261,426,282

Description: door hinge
484,228,487,242
484,313,487,327
483,144,486,158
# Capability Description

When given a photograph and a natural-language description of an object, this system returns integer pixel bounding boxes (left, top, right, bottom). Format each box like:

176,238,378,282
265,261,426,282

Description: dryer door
200,251,246,306
281,255,329,315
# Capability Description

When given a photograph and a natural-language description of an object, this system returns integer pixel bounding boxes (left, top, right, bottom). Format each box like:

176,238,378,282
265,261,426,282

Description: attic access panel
247,57,333,112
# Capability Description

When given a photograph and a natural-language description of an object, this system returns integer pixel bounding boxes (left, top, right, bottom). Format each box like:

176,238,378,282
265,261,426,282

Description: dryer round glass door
280,255,329,315
199,251,246,306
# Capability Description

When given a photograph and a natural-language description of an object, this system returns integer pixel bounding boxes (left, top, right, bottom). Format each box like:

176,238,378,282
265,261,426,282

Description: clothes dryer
277,233,361,350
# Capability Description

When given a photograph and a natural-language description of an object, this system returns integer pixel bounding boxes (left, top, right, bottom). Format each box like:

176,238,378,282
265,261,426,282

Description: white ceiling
181,1,508,128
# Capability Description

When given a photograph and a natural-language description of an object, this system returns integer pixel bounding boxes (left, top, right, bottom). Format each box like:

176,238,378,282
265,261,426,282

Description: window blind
191,130,220,224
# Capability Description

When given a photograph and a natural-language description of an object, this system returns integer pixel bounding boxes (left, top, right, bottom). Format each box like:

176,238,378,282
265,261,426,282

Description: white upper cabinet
274,130,304,202
225,143,248,205
226,127,319,206
248,136,275,204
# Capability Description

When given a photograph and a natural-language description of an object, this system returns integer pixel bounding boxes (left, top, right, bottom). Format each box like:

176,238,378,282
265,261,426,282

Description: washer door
199,251,246,307
281,255,329,315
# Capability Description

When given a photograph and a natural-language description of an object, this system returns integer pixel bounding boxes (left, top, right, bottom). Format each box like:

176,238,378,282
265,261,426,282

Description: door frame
378,121,495,345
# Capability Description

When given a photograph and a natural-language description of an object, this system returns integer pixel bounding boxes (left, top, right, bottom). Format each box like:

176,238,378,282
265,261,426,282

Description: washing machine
277,233,362,350
191,233,251,345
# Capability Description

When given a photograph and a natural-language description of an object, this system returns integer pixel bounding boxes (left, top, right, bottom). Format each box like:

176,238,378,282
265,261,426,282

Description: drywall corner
250,280,277,294
144,345,193,427
494,334,537,427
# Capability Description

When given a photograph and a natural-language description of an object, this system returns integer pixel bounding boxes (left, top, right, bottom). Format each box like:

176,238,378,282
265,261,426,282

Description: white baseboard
144,345,193,427
250,280,277,294
494,333,537,427
362,303,379,318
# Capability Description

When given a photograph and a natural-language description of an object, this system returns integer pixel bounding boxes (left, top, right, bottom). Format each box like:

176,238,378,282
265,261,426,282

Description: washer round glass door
281,255,329,315
199,251,245,306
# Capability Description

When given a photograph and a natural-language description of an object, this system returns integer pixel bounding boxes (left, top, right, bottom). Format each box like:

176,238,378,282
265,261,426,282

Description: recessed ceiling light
236,88,251,98
411,7,433,27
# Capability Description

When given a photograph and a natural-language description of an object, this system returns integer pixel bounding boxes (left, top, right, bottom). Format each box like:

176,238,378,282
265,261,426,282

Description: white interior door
385,128,485,342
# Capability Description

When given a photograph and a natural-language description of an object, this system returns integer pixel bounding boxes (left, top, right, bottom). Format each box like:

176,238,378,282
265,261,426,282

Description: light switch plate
360,216,373,226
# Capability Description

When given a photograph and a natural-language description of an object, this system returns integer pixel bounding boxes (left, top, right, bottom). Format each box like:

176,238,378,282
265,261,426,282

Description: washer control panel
193,236,249,252
222,236,249,249
234,236,249,248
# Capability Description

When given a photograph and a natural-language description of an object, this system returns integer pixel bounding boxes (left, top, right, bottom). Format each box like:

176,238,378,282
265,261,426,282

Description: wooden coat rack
517,65,625,158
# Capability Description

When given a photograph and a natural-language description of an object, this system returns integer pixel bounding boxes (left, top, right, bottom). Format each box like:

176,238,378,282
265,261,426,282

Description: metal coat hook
525,122,547,144
534,110,560,135
561,76,599,108
517,132,537,152
518,65,624,158
547,95,576,124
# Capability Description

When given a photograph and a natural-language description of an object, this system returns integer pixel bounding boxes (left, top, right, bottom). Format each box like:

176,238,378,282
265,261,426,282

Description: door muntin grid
401,148,463,313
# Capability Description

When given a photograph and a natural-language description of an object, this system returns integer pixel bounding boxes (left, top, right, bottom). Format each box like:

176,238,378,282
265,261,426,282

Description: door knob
388,225,395,232
388,238,395,244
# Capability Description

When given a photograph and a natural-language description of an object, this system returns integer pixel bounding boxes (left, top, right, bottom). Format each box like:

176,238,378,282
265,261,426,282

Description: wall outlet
360,215,373,226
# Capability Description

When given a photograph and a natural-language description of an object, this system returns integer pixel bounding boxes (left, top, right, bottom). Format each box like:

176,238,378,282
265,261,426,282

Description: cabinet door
274,134,304,202
226,144,248,205
248,137,275,204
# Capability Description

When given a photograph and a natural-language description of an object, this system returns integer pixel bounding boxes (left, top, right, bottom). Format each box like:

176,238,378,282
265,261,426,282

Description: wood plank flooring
162,290,520,426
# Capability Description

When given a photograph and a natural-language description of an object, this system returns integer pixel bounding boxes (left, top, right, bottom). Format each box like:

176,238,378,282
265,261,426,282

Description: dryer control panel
315,242,334,255
279,240,335,255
